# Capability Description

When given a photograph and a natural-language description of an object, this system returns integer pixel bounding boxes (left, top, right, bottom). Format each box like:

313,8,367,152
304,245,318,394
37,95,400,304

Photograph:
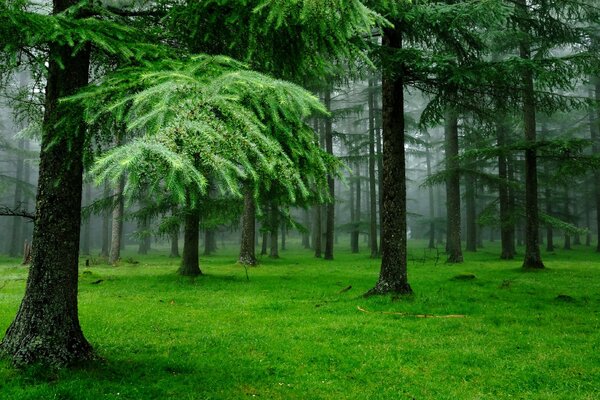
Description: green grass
0,240,599,399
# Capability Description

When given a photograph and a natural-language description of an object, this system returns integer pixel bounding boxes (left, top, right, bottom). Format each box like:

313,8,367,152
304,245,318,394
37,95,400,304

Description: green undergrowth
0,241,599,399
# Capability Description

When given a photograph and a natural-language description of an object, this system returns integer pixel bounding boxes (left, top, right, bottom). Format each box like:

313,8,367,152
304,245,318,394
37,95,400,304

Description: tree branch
0,204,35,220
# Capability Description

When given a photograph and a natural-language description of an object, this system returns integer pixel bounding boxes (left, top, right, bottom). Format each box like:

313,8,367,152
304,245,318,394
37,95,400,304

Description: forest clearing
1,242,599,399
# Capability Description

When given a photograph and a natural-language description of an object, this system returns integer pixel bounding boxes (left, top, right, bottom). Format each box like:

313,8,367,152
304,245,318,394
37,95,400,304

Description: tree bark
302,208,310,249
375,91,383,254
518,0,544,269
0,6,93,364
445,108,463,263
269,201,279,258
352,161,362,253
592,83,600,252
204,229,216,255
366,25,412,296
238,186,257,265
323,90,335,260
180,191,202,276
425,134,436,249
313,205,322,258
368,78,379,257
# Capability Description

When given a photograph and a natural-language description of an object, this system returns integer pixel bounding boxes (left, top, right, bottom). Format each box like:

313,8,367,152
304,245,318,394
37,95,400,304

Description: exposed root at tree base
357,306,466,319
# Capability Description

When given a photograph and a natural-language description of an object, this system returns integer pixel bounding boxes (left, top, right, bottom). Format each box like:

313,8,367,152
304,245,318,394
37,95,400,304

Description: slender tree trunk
313,205,322,258
261,231,268,256
269,201,279,258
169,206,180,258
352,161,362,253
497,116,515,258
204,229,216,255
445,108,463,263
573,199,581,245
109,175,125,264
368,78,379,257
545,185,554,252
302,208,310,249
375,92,383,255
323,90,335,260
80,184,91,255
425,136,436,249
563,187,571,250
0,12,93,365
591,83,600,252
8,140,25,257
465,174,477,252
180,191,202,276
518,0,544,269
366,25,412,296
100,182,110,258
239,186,257,265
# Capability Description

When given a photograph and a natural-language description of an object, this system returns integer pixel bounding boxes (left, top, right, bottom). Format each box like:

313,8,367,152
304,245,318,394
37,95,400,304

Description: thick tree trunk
366,26,412,296
465,174,477,252
323,90,335,260
518,0,544,269
180,193,202,276
8,140,25,257
445,108,463,263
109,175,125,264
238,187,257,265
0,14,93,365
368,78,379,257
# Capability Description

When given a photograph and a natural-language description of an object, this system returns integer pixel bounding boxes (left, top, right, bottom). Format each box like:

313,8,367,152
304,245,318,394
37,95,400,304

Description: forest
0,0,599,399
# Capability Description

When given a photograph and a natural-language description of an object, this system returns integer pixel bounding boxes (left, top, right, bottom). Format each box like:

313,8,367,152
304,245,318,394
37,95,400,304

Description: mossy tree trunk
366,25,412,296
324,90,335,260
0,4,93,365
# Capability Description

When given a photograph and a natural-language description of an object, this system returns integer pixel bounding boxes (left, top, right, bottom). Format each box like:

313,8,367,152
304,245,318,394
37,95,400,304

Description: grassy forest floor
0,239,599,399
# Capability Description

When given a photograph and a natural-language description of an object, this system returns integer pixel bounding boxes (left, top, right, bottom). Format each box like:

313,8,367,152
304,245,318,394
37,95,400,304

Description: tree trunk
109,175,125,264
366,25,412,296
100,182,110,258
352,161,362,253
281,222,286,251
465,174,477,252
261,231,268,256
591,83,600,252
169,206,180,258
204,229,216,255
302,208,310,249
563,187,571,250
445,107,463,263
368,78,379,257
425,135,435,249
375,91,383,254
0,12,93,365
80,184,91,255
238,186,257,265
269,201,279,258
518,0,544,269
313,205,322,258
180,192,202,276
323,90,335,260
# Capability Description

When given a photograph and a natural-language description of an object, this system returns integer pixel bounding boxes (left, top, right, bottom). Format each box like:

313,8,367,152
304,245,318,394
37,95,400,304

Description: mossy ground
0,239,599,399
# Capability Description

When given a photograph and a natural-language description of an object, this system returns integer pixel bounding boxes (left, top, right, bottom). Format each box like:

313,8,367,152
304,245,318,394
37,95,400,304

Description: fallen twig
357,306,466,319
